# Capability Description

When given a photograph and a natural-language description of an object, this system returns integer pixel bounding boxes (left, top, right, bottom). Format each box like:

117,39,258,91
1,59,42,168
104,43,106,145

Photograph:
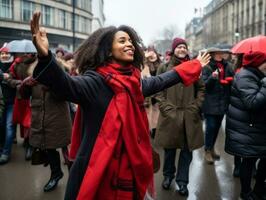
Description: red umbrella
231,35,266,54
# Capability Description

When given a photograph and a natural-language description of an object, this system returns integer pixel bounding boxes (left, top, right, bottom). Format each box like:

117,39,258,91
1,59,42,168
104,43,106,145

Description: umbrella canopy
206,47,231,53
6,39,37,53
231,35,266,54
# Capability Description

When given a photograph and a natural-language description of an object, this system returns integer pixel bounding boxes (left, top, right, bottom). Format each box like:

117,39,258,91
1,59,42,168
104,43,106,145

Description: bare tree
161,24,183,40
150,24,184,55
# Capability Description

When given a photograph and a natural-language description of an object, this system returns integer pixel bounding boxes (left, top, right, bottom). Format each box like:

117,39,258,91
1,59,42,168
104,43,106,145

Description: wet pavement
0,122,241,200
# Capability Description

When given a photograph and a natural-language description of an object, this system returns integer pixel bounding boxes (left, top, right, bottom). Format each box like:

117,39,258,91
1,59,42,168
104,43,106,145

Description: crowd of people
0,11,265,200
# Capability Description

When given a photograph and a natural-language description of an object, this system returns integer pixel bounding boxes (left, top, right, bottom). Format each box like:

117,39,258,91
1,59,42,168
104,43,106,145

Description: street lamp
234,28,240,43
72,0,76,51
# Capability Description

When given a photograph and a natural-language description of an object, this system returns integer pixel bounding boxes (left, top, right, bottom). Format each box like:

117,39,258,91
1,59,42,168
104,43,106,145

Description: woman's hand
3,73,10,80
197,52,211,67
212,69,219,78
30,11,49,57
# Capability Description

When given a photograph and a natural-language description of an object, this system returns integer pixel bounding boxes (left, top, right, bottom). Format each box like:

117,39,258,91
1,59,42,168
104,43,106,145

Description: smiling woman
30,11,210,200
74,25,144,74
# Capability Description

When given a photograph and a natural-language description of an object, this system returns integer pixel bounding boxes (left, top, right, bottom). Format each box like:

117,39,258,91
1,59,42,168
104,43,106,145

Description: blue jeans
0,104,16,156
163,147,193,185
204,114,224,151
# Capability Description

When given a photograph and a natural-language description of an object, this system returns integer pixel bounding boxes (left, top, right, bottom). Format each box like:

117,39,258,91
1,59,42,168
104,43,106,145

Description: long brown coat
29,84,72,149
154,60,205,150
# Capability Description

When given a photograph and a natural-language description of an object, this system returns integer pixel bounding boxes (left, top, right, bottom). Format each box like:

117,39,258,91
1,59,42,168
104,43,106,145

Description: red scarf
216,62,233,85
71,63,154,200
9,57,23,79
9,57,32,128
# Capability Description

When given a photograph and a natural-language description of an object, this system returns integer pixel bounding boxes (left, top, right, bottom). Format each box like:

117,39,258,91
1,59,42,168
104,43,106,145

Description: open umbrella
6,39,37,53
231,35,266,54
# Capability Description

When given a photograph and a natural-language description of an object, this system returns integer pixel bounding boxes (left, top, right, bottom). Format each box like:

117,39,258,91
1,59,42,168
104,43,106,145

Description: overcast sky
104,0,211,45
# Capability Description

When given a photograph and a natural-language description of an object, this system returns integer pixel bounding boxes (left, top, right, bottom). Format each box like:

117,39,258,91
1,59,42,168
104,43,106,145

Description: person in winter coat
154,38,205,196
0,47,16,164
225,51,266,200
30,11,210,200
20,60,72,192
6,54,37,161
230,53,245,178
141,46,161,138
201,47,234,164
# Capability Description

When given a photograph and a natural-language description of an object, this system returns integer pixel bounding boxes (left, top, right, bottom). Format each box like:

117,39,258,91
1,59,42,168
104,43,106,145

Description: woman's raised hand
197,52,211,67
30,11,49,57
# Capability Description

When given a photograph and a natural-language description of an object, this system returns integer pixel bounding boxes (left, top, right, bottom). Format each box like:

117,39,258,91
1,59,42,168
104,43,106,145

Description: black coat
201,59,234,115
225,67,266,158
33,52,183,200
0,62,16,105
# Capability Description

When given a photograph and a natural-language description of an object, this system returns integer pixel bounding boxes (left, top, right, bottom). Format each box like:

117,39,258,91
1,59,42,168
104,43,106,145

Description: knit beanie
63,52,74,61
171,38,187,53
0,47,9,53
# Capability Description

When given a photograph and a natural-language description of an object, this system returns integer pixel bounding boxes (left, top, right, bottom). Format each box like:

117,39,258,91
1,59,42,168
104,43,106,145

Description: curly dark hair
74,25,144,74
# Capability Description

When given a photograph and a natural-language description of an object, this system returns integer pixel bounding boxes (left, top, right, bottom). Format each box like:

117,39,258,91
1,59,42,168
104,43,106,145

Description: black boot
177,184,189,196
43,150,63,192
162,177,172,190
240,191,260,200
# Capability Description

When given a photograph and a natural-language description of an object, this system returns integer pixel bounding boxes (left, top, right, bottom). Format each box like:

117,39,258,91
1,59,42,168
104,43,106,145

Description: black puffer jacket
225,67,266,158
202,59,234,115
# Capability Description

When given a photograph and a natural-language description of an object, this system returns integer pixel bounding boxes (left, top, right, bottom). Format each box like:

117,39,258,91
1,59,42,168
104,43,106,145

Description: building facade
0,0,104,51
185,0,266,53
185,17,203,56
91,0,105,31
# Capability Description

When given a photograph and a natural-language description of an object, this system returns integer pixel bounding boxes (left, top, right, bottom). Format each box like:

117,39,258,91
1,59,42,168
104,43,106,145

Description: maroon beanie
63,52,74,61
171,38,187,53
0,47,9,53
56,47,65,55
243,51,266,68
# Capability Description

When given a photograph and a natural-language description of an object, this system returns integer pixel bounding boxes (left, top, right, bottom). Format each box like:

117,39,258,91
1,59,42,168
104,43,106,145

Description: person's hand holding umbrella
30,11,49,57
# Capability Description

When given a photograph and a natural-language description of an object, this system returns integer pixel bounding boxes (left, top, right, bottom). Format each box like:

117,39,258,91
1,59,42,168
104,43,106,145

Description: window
58,9,66,29
74,15,91,33
21,1,35,22
42,5,54,26
0,0,12,19
57,0,71,4
76,0,90,11
80,16,86,33
246,8,249,26
74,15,80,32
65,12,72,30
258,1,263,21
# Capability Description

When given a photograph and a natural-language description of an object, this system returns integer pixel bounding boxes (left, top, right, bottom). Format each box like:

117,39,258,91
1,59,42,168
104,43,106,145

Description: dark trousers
163,146,192,185
46,149,63,178
240,158,266,195
204,114,224,151
234,156,242,168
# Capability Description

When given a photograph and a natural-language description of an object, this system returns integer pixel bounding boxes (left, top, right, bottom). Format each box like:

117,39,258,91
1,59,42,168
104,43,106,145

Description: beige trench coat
154,62,205,150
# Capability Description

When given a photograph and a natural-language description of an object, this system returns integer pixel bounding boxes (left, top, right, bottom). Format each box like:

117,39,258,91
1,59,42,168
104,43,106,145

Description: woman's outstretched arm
142,52,210,97
31,11,104,104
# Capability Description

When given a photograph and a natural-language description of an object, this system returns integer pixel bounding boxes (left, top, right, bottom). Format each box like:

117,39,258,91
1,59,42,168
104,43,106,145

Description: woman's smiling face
111,31,135,65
